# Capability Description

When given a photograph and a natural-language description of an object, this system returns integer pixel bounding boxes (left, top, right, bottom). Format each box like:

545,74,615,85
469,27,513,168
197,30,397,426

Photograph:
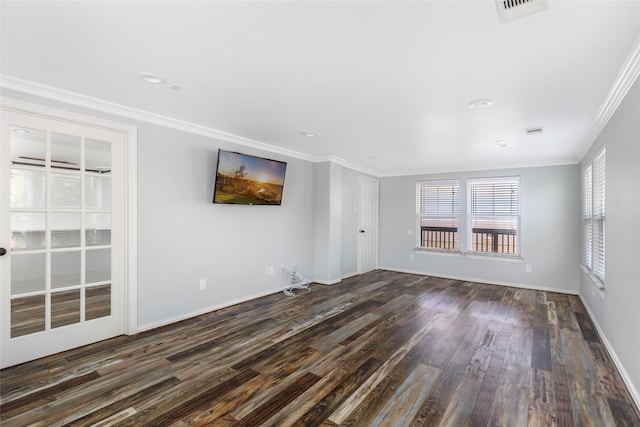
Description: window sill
581,265,605,297
465,252,523,263
413,248,523,262
414,248,462,257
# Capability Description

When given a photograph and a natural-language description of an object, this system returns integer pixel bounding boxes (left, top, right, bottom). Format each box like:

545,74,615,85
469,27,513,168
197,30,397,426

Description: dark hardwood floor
1,270,639,426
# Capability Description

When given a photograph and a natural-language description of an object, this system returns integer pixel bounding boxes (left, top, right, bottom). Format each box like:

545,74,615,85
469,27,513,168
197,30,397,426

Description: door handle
359,230,365,234
0,247,6,256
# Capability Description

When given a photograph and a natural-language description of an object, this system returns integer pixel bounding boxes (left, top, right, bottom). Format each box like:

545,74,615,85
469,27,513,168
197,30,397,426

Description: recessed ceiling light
298,130,317,137
495,140,508,148
468,99,493,109
139,72,166,85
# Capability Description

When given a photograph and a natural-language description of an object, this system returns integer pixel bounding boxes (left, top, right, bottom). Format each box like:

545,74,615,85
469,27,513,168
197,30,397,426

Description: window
583,148,605,284
416,180,459,250
468,177,520,255
583,166,593,270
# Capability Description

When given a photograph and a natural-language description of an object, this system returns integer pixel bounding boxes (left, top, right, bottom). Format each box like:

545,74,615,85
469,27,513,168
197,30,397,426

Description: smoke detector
495,0,547,23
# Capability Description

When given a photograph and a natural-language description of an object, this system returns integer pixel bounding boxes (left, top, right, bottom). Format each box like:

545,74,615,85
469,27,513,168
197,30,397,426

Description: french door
1,109,125,368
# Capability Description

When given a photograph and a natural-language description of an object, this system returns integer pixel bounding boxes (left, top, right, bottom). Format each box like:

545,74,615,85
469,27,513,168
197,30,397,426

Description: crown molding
0,75,311,162
576,33,640,162
311,155,379,176
1,71,608,179
377,158,579,178
1,74,382,176
313,155,348,165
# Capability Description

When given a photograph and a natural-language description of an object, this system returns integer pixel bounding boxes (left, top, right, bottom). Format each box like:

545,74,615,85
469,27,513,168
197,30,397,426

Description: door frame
357,176,379,274
1,97,138,337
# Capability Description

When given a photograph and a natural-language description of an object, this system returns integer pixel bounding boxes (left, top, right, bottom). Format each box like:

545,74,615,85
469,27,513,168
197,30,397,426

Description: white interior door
1,110,125,368
358,177,378,274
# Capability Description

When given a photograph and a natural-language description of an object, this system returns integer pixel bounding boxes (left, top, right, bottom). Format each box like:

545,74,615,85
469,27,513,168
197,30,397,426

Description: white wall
312,161,343,284
137,124,316,327
579,77,640,405
379,164,581,294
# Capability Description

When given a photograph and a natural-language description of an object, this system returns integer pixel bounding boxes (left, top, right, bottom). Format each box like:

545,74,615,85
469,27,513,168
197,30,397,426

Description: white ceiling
2,1,639,176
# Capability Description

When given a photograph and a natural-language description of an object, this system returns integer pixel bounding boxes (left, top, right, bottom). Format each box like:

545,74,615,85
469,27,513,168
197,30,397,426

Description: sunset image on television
214,150,287,205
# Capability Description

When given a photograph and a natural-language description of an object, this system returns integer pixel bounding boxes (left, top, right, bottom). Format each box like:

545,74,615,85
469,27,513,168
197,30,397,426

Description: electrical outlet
199,279,206,290
269,265,274,275
525,265,532,273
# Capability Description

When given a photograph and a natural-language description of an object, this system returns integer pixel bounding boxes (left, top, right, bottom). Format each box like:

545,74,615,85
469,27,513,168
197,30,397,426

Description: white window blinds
417,180,459,250
593,149,606,282
582,165,593,269
468,177,520,255
583,147,605,284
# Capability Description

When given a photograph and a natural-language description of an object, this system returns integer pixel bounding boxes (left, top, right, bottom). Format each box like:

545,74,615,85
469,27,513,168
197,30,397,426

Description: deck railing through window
420,226,458,250
420,226,518,254
471,228,518,254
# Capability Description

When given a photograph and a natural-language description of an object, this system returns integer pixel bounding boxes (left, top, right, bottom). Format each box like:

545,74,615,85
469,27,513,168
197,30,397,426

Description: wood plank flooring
1,270,639,426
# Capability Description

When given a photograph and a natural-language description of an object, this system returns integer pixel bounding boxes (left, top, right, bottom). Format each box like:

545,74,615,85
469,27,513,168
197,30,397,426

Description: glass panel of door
9,125,113,337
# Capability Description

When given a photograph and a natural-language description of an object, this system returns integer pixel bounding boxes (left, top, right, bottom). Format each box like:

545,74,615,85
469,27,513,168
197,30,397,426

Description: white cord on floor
282,266,310,297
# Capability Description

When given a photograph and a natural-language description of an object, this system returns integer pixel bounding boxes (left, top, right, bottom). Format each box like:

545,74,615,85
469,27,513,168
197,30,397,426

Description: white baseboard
579,295,640,411
137,272,357,332
313,270,365,284
136,287,284,333
341,271,359,280
378,265,579,295
313,278,342,285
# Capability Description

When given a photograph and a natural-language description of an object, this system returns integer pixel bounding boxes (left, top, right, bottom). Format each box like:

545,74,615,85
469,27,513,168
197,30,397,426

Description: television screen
213,149,287,205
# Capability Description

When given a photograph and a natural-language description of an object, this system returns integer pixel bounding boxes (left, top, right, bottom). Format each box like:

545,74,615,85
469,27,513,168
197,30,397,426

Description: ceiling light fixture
139,72,166,85
298,130,317,137
468,99,493,109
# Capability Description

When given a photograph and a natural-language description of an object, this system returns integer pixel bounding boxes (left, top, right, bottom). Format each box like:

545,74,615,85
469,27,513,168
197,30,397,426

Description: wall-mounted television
213,149,287,205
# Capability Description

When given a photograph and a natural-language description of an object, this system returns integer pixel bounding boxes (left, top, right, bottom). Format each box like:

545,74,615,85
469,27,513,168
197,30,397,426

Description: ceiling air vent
525,127,544,134
496,0,546,23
